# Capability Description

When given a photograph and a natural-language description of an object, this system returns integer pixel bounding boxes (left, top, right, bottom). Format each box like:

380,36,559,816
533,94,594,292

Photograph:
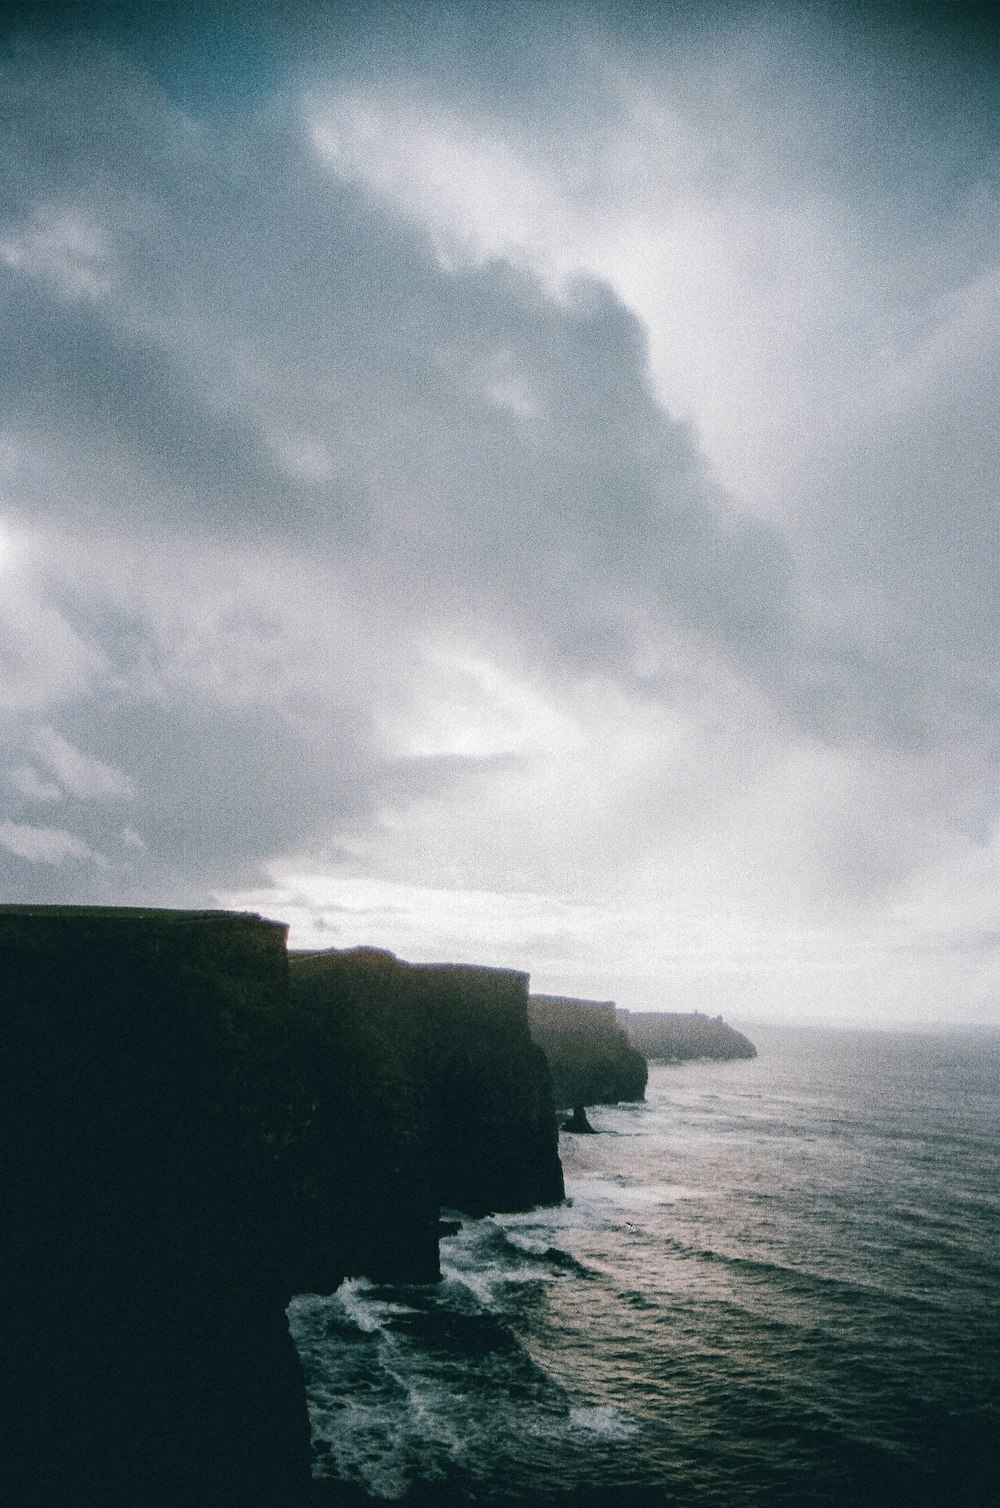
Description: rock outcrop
1,910,567,1506
288,947,565,1249
0,905,312,1508
619,1009,757,1061
528,993,647,1110
563,1103,596,1133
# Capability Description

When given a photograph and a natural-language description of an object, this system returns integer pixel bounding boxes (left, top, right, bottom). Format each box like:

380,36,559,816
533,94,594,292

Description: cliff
288,947,565,1243
619,1009,757,1061
1,910,567,1505
0,905,312,1508
528,994,647,1111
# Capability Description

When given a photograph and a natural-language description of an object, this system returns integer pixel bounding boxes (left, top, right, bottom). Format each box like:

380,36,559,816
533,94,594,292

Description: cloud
33,727,134,800
1,48,792,674
7,765,62,803
0,205,111,299
0,5,997,1021
0,571,109,714
0,820,101,867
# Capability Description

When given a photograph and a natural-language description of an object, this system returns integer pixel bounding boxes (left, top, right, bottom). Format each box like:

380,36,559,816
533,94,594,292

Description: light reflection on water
292,1028,1000,1506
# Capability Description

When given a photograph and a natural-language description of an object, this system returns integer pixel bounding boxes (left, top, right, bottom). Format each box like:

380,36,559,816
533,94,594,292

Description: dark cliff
619,1009,757,1061
1,911,567,1505
528,993,647,1111
288,946,565,1243
0,905,312,1508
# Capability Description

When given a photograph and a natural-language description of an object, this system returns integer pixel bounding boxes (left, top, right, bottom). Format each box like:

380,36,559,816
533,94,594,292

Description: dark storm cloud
0,33,792,655
58,688,364,882
1,270,303,534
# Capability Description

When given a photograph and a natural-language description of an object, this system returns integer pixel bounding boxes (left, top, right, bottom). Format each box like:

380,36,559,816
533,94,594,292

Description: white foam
310,1391,413,1500
497,1202,581,1233
437,1215,576,1305
439,1260,499,1308
568,1404,640,1440
336,1277,416,1334
504,1231,554,1257
289,1218,645,1501
565,1176,697,1209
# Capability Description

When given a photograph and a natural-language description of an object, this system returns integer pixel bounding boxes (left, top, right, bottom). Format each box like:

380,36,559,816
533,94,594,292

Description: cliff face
288,947,565,1242
1,911,567,1505
619,1009,757,1061
282,945,442,1284
0,905,312,1508
528,994,648,1110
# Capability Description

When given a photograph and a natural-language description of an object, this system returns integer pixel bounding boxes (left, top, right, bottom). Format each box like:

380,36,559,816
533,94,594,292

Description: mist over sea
292,1028,1000,1507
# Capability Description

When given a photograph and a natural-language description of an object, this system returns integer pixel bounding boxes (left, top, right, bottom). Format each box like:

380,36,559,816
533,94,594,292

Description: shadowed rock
0,905,312,1508
529,994,647,1111
288,947,565,1248
0,911,567,1506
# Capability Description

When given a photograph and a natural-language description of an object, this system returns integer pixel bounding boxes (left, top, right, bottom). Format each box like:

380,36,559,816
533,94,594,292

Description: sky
1,1,998,1025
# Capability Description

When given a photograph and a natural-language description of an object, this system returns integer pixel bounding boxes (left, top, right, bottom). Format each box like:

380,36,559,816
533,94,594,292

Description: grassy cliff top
0,905,273,923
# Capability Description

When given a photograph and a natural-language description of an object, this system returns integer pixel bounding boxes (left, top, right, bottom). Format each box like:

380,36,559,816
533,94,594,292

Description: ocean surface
289,1027,1000,1507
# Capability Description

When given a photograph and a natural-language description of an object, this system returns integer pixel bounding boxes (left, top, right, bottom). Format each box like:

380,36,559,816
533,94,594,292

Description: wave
433,1217,598,1309
293,1034,1000,1506
655,1236,956,1308
568,1405,640,1441
563,1176,696,1210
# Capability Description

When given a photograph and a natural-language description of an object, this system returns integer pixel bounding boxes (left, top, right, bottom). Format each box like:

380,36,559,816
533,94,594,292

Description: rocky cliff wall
528,994,648,1110
619,1009,757,1060
1,911,567,1505
288,947,565,1236
0,905,312,1508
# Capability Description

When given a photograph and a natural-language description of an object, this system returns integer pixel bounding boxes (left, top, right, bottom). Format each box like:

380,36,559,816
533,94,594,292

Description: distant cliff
289,947,565,1249
529,994,647,1111
619,1009,757,1061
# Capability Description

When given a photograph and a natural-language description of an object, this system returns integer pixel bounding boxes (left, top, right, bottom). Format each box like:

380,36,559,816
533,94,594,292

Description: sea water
289,1027,1000,1506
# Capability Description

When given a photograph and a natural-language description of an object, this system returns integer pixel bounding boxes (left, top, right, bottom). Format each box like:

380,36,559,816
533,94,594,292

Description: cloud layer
1,4,997,1022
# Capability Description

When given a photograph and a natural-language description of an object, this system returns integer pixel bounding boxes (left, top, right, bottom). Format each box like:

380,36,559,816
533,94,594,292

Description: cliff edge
619,1009,757,1061
529,993,647,1111
0,905,312,1508
288,947,565,1244
1,911,567,1505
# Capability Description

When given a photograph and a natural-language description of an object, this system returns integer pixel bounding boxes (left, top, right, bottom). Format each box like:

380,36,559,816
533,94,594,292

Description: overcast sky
1,2,997,1024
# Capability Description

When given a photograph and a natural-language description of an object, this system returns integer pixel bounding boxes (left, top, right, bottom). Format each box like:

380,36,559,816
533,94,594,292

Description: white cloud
34,727,134,801
308,92,571,282
0,820,101,866
877,263,1000,414
305,85,874,528
8,764,62,803
1,207,111,300
0,580,109,714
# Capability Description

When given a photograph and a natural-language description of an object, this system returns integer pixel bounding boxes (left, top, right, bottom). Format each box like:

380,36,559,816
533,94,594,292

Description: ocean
289,1027,1000,1507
